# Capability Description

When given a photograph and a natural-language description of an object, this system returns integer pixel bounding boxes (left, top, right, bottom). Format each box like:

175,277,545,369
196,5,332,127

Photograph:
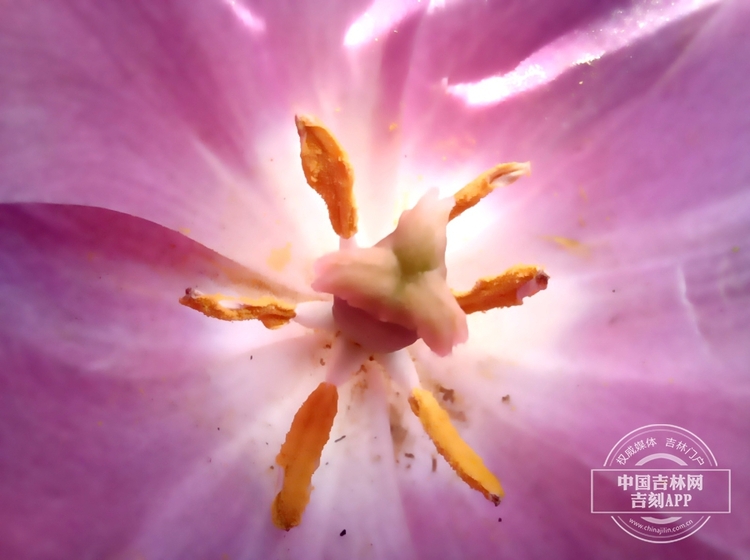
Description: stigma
180,115,547,530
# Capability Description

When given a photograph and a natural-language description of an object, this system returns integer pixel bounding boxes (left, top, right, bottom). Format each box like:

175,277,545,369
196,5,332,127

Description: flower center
331,297,418,353
179,115,549,531
312,188,467,357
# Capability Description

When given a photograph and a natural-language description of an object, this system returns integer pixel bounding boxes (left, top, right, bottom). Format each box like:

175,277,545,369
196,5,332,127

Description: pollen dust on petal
453,265,549,314
295,115,358,238
449,162,531,221
179,288,295,328
267,243,292,272
544,235,590,256
272,382,338,530
408,387,503,505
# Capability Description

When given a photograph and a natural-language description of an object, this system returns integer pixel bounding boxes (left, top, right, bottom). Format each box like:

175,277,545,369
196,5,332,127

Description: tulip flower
1,0,748,559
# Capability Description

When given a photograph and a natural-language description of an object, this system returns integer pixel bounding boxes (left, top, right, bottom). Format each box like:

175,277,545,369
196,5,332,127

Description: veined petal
401,0,638,86
126,356,419,560
0,204,314,376
0,0,345,290
402,345,750,559
0,203,305,559
366,1,749,556
445,0,750,382
391,0,734,235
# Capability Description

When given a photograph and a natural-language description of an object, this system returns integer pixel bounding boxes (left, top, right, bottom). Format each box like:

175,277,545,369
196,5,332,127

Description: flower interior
179,115,549,530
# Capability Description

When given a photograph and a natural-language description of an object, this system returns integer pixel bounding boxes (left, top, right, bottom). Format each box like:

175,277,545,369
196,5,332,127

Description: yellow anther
449,161,531,221
179,288,295,328
453,265,549,314
272,382,339,530
408,387,503,505
295,115,358,238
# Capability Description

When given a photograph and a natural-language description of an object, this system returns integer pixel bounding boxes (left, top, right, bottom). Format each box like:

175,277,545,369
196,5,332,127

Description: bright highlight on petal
295,115,358,239
221,0,266,32
454,265,549,314
272,382,339,531
179,288,296,328
447,0,720,106
343,0,426,47
409,387,503,505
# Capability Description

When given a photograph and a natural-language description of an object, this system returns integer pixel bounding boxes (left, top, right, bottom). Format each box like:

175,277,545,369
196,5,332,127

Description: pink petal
0,0,350,289
442,0,750,382
0,204,285,558
132,359,420,559
0,204,426,559
404,347,750,558
2,0,748,557
390,1,736,216
373,1,748,553
403,0,634,85
0,204,308,373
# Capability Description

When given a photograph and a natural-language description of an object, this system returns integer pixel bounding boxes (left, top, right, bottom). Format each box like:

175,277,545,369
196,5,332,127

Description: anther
453,265,549,314
179,288,295,328
295,115,358,238
450,161,531,221
272,382,339,530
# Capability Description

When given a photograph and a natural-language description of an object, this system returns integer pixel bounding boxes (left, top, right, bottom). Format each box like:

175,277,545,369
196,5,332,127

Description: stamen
295,115,358,238
453,265,549,314
291,301,337,331
449,162,531,221
408,387,504,505
179,288,295,328
272,382,339,531
324,337,369,386
376,350,419,391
